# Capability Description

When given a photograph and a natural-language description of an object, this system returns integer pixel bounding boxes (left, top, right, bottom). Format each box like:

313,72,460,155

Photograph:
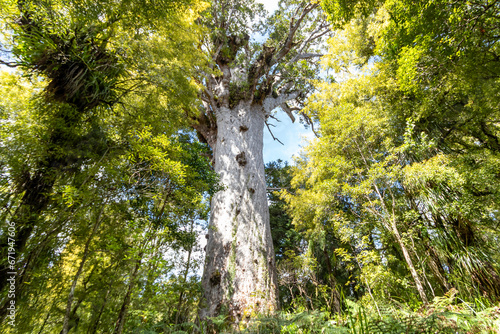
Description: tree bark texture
201,101,278,323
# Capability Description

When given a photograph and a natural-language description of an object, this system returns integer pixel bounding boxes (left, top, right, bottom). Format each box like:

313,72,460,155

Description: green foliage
266,160,302,261
0,0,216,332
266,161,346,315
216,298,500,333
195,0,330,115
280,0,500,324
320,0,378,27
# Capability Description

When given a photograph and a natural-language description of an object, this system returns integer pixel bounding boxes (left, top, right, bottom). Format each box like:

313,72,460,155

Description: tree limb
281,102,299,123
271,3,320,67
265,121,284,145
0,59,20,68
301,112,319,138
263,91,301,114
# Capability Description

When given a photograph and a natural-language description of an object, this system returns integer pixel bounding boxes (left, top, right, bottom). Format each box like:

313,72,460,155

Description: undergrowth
194,293,500,334
239,304,500,334
127,291,500,333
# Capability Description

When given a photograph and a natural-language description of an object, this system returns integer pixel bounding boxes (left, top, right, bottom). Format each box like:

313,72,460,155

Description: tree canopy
284,0,500,324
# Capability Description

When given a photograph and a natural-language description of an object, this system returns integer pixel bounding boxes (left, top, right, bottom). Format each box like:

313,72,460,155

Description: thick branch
247,45,276,92
246,3,322,94
281,102,300,123
219,64,231,107
290,53,324,62
189,110,217,149
263,91,301,114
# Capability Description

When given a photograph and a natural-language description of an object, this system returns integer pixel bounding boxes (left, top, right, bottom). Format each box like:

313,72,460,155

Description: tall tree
193,0,330,321
286,0,500,309
0,0,207,325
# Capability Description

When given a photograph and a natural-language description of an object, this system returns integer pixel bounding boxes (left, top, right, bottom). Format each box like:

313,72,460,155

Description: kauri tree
193,0,330,322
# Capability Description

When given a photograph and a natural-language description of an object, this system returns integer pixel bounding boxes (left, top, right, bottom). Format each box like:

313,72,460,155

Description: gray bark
193,2,330,323
200,101,278,323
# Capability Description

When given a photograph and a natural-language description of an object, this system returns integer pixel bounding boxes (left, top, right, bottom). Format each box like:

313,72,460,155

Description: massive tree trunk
193,0,329,323
200,101,278,322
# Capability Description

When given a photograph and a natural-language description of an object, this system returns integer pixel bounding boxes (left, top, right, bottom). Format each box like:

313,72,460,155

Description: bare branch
290,53,324,63
297,21,331,54
265,121,284,145
0,59,20,68
301,53,325,59
267,187,290,191
286,20,330,66
268,114,281,122
301,112,319,138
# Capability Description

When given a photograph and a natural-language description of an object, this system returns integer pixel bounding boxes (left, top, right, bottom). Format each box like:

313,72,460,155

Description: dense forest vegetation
0,0,499,333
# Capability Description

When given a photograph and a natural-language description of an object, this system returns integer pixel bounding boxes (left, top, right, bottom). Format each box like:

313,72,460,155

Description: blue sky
258,0,279,12
262,110,314,163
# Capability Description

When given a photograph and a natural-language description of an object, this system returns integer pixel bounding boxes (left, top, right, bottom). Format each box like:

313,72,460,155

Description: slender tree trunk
114,254,142,334
427,246,450,292
391,223,428,303
354,138,428,304
322,248,341,314
175,220,195,324
60,299,83,334
201,101,278,323
87,288,111,334
37,295,60,334
61,207,104,334
0,106,87,297
0,169,55,297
